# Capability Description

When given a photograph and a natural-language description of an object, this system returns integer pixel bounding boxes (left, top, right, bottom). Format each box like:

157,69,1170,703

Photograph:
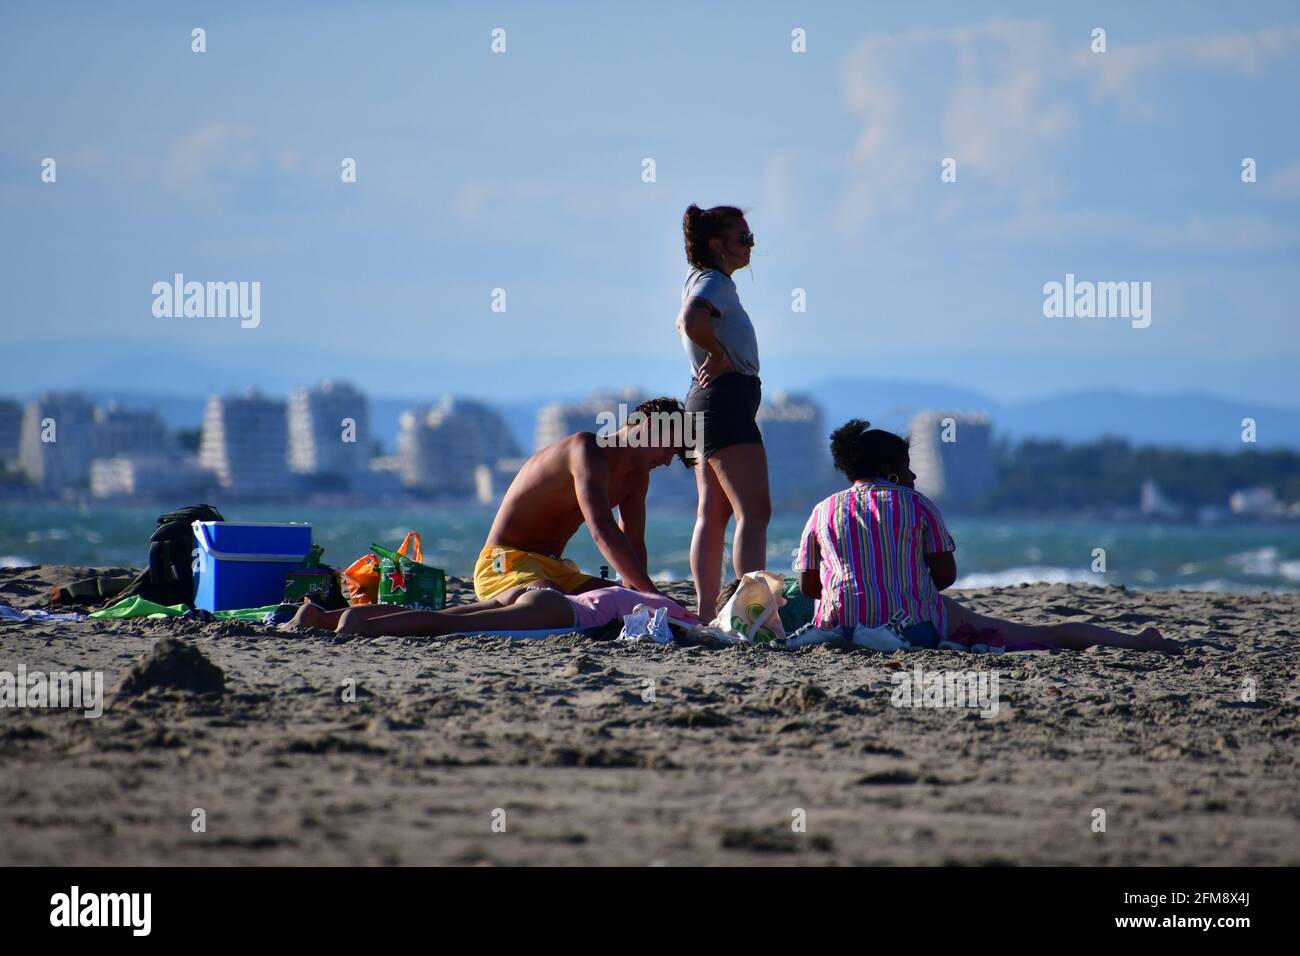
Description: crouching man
474,397,695,600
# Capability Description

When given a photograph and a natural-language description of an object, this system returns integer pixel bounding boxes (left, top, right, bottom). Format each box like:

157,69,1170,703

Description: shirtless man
472,397,694,601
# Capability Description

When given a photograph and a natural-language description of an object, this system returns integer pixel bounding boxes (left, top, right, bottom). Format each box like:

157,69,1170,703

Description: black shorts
685,372,762,459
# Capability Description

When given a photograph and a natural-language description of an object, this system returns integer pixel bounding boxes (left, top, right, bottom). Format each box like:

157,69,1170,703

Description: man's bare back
486,435,631,555
483,426,678,595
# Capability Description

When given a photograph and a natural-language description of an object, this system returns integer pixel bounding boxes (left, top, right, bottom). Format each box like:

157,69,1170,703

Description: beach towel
440,624,612,641
781,619,1056,654
90,596,279,622
940,622,1057,653
0,603,86,623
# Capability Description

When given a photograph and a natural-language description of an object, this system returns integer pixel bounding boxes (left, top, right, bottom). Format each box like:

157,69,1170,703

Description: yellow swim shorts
472,545,602,601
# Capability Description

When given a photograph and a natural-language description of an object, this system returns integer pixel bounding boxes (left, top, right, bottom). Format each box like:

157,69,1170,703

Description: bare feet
1133,626,1181,653
279,599,327,632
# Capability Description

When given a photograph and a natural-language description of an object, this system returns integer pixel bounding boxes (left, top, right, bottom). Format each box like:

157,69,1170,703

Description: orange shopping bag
342,552,380,605
393,531,422,564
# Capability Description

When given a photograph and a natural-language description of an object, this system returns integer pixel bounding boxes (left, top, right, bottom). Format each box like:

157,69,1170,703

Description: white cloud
163,124,260,186
965,208,1300,251
838,21,1080,231
1080,26,1300,116
1262,159,1300,199
942,21,1076,177
761,152,805,223
151,126,316,202
836,20,1300,246
451,179,647,223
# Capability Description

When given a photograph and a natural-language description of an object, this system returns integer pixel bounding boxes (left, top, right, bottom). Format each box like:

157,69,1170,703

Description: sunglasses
734,231,755,246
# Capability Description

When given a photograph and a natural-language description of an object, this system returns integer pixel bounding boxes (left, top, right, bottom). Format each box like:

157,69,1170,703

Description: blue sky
2,0,1298,406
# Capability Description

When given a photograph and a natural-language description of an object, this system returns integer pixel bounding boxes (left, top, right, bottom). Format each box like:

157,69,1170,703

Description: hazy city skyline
1,383,842,508
4,382,1295,524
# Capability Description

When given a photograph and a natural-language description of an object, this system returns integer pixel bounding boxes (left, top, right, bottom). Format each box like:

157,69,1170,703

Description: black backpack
109,504,226,608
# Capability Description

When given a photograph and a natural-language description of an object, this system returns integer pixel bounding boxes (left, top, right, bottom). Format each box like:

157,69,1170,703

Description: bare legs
690,441,771,617
690,455,732,618
281,601,399,632
942,596,1180,652
281,585,576,638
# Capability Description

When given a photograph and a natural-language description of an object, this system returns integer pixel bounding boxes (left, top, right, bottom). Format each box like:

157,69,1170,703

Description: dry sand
1,565,1297,866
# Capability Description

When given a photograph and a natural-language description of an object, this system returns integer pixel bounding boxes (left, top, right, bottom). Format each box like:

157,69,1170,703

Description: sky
2,0,1298,408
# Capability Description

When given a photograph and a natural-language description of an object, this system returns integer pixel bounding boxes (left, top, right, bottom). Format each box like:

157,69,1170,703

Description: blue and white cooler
192,521,313,612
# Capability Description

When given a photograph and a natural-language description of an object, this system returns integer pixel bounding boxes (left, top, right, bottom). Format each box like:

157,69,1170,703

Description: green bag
373,532,446,611
780,578,816,633
283,545,339,604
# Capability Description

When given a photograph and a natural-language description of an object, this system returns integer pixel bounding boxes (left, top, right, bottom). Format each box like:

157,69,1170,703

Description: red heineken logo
387,569,407,593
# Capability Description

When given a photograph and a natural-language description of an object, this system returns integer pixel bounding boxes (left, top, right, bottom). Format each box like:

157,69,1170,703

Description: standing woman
676,204,772,616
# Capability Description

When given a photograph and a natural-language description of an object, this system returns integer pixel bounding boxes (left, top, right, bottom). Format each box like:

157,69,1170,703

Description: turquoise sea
3,503,1300,594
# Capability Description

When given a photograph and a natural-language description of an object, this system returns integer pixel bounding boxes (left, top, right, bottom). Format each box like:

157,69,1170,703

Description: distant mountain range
807,378,1298,453
7,340,1296,453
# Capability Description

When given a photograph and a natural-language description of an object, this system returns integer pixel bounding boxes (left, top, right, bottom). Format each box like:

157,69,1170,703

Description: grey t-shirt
680,268,760,378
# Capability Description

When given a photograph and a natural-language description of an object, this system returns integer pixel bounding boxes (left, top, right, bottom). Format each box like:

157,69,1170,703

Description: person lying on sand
472,397,694,602
791,419,1179,653
282,582,699,637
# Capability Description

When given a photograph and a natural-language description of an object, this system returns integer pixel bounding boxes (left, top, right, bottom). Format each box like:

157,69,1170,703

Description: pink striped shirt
794,481,956,633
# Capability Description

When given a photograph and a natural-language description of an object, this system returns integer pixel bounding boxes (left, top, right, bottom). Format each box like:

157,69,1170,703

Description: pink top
565,587,699,629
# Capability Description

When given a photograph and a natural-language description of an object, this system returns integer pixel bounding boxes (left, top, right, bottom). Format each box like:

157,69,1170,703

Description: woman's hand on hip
697,351,733,387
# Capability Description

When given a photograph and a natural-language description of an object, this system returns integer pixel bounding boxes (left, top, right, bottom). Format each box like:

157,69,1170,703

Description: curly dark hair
829,419,910,482
682,204,744,271
632,396,697,468
715,578,741,618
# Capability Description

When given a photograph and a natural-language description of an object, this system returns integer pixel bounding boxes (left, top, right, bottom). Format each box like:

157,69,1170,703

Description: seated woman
284,581,698,638
793,419,1179,653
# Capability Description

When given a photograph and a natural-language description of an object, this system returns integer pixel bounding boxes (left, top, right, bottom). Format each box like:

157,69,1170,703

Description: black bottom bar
2,866,1282,940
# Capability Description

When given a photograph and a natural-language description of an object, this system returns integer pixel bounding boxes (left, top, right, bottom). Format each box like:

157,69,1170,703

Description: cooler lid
192,521,312,562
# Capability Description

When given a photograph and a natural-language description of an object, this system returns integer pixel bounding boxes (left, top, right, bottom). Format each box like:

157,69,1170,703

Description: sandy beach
1,564,1297,866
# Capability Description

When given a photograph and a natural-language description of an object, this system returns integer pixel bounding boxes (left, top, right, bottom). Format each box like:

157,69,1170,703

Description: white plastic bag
617,604,673,644
711,571,787,644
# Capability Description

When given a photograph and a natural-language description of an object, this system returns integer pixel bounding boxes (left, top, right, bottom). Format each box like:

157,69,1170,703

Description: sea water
2,503,1299,594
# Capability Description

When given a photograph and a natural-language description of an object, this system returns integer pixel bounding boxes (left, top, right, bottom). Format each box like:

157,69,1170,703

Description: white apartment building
198,390,292,496
397,397,520,497
288,380,371,480
908,410,996,509
534,387,645,451
91,455,209,500
19,392,99,492
94,403,171,457
0,399,24,470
